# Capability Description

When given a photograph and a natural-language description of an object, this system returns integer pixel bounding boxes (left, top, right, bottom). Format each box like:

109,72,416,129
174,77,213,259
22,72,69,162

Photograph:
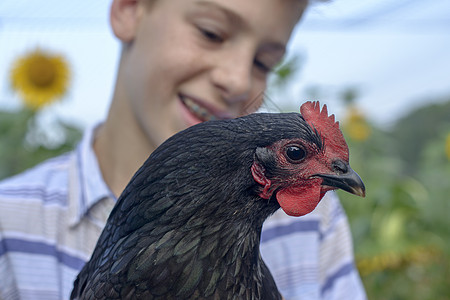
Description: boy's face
120,0,307,147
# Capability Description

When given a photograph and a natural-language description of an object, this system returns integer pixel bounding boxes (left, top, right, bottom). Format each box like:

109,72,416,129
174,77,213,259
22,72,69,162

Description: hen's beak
315,166,366,197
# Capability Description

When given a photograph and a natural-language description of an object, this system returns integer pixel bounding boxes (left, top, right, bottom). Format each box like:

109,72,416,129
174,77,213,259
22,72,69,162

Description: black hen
71,101,365,299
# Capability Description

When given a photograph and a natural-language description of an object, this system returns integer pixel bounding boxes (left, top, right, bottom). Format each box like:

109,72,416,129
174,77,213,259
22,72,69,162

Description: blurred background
1,1,449,299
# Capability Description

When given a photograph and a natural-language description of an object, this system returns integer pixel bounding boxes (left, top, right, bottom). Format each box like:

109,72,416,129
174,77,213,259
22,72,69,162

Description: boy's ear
110,0,144,43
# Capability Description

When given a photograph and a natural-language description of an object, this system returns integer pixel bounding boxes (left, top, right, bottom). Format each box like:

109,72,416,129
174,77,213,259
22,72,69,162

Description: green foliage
391,99,450,176
270,55,303,90
0,108,82,180
338,99,450,300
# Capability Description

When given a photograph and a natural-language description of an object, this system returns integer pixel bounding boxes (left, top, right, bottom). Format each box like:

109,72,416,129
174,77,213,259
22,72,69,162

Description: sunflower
343,107,371,141
10,48,70,110
445,132,450,161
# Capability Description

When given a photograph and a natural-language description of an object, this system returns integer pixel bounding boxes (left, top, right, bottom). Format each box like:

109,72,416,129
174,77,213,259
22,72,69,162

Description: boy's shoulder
0,152,73,205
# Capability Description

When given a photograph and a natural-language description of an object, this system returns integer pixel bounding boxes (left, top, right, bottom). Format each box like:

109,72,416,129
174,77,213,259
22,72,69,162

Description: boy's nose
211,52,253,104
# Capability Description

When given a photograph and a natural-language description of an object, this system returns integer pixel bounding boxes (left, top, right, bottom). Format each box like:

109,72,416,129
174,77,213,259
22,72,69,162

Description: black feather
71,112,317,300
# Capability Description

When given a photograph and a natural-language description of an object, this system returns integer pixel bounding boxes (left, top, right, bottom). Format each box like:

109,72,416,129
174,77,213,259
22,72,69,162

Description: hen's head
251,101,365,216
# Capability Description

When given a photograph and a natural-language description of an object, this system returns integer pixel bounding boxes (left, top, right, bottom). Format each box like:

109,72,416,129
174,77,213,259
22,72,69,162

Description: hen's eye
286,146,306,162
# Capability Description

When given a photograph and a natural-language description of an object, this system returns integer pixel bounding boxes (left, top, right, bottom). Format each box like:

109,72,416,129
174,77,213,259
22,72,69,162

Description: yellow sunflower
343,107,371,141
10,48,70,110
445,132,450,161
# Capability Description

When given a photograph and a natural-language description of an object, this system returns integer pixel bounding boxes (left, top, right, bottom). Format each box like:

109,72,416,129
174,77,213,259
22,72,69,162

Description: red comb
300,101,349,160
300,101,339,131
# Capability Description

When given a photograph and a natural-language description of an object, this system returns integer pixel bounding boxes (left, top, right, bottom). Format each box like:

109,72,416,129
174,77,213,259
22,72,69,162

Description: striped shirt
0,125,366,300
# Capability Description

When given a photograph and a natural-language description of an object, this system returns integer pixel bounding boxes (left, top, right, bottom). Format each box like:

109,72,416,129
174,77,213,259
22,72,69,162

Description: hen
71,101,365,299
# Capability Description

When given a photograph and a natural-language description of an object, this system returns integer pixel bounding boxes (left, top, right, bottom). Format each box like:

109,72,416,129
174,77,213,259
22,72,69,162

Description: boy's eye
254,59,272,74
199,28,224,43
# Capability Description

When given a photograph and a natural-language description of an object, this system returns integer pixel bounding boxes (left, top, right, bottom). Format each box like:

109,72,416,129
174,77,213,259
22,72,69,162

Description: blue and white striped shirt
0,125,366,300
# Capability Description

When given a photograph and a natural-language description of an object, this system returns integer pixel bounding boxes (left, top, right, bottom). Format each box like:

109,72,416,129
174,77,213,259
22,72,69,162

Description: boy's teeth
182,96,215,121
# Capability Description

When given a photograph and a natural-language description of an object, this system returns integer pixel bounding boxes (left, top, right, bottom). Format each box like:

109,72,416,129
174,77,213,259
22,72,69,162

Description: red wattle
276,180,323,217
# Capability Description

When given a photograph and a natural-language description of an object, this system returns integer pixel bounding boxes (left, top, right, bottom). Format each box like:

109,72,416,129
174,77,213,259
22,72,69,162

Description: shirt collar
69,123,116,226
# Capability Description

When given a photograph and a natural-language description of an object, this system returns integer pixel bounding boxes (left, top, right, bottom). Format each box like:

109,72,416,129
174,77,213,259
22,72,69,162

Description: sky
287,0,450,126
1,0,449,130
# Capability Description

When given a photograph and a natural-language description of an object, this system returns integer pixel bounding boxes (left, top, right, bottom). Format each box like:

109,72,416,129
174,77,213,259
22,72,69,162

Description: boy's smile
179,93,234,125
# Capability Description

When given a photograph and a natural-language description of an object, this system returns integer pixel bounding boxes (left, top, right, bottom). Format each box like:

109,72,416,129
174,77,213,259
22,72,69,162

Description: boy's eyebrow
261,43,286,56
194,0,287,53
195,0,245,26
